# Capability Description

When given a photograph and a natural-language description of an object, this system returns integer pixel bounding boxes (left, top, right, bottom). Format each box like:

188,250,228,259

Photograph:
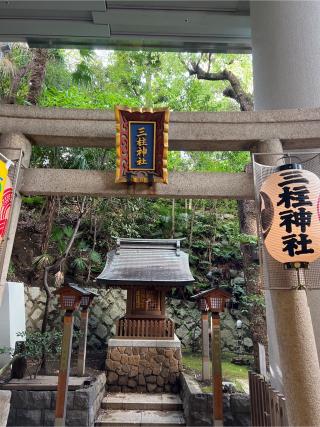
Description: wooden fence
249,371,289,426
116,317,174,339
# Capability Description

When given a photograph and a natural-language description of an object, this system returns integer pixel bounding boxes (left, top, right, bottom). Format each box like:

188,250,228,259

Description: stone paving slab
0,375,91,390
141,410,185,426
95,409,185,426
96,409,142,426
102,393,182,411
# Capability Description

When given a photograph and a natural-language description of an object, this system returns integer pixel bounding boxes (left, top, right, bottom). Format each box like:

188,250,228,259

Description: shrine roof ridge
116,237,186,251
191,286,231,300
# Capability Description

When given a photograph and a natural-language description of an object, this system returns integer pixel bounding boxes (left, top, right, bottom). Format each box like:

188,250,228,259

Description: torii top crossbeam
1,104,320,201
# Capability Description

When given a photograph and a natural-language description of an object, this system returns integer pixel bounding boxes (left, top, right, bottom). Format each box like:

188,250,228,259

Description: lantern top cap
53,283,91,296
82,287,99,298
191,286,231,301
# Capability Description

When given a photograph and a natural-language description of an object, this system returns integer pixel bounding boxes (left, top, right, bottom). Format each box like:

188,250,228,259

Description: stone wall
106,338,182,393
24,287,252,353
167,299,253,353
7,373,106,427
25,287,126,350
179,372,250,426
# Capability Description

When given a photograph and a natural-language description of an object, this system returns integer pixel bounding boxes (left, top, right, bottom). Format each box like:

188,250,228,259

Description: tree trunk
189,200,198,250
171,199,175,238
237,165,268,371
27,48,49,105
86,209,98,283
41,196,57,254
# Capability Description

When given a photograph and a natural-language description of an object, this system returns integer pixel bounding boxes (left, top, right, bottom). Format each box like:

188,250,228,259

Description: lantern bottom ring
284,262,309,270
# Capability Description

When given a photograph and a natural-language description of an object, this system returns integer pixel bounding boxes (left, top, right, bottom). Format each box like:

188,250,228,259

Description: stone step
102,393,183,411
95,409,186,426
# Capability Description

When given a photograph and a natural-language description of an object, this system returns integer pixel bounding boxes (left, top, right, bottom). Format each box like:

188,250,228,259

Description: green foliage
182,351,250,392
63,226,75,239
72,256,87,272
16,330,63,378
240,294,266,316
7,261,16,280
50,225,77,255
90,250,102,264
238,234,258,245
22,196,45,206
0,345,13,355
33,253,53,269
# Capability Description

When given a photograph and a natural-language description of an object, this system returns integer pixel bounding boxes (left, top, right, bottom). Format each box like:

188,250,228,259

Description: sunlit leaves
32,253,54,269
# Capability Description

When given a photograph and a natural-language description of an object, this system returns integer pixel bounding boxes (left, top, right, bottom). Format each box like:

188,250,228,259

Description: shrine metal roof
96,238,194,287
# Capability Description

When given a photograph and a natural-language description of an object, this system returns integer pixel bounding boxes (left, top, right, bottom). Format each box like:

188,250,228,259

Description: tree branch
41,197,87,333
188,62,253,112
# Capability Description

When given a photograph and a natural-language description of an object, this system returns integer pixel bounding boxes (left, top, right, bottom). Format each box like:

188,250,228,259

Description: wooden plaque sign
115,106,169,184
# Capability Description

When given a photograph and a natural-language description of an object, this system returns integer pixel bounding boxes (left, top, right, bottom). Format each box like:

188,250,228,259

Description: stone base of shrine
106,335,182,393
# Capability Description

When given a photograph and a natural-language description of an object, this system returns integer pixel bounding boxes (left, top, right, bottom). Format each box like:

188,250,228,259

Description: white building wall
0,282,25,366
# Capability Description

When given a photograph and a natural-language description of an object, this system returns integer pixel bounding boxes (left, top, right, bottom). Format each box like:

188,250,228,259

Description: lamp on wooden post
54,284,88,427
193,286,231,427
77,287,97,377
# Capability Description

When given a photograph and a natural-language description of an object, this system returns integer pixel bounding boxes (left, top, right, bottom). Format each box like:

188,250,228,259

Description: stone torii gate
1,104,320,425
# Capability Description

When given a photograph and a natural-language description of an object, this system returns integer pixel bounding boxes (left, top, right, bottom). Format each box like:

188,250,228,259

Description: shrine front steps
95,393,186,427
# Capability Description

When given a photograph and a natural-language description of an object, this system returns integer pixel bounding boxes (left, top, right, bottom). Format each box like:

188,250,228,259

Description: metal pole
212,313,223,426
77,308,89,376
201,312,210,380
55,310,74,426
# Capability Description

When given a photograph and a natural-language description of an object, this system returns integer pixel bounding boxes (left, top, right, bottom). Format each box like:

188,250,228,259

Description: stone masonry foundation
6,373,106,427
106,336,182,393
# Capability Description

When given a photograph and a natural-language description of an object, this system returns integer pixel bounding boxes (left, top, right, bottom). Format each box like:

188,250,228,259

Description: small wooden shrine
97,238,194,339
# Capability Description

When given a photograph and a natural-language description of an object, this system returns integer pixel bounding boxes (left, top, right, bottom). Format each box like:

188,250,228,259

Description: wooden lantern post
208,288,231,427
54,285,88,427
211,312,223,425
77,288,97,377
201,311,210,380
197,297,210,381
192,287,231,427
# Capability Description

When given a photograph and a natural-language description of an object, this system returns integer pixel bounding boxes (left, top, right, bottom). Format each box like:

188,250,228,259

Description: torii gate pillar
0,134,32,287
251,2,320,425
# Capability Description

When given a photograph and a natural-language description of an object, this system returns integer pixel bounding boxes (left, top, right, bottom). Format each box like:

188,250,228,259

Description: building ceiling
0,1,251,52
